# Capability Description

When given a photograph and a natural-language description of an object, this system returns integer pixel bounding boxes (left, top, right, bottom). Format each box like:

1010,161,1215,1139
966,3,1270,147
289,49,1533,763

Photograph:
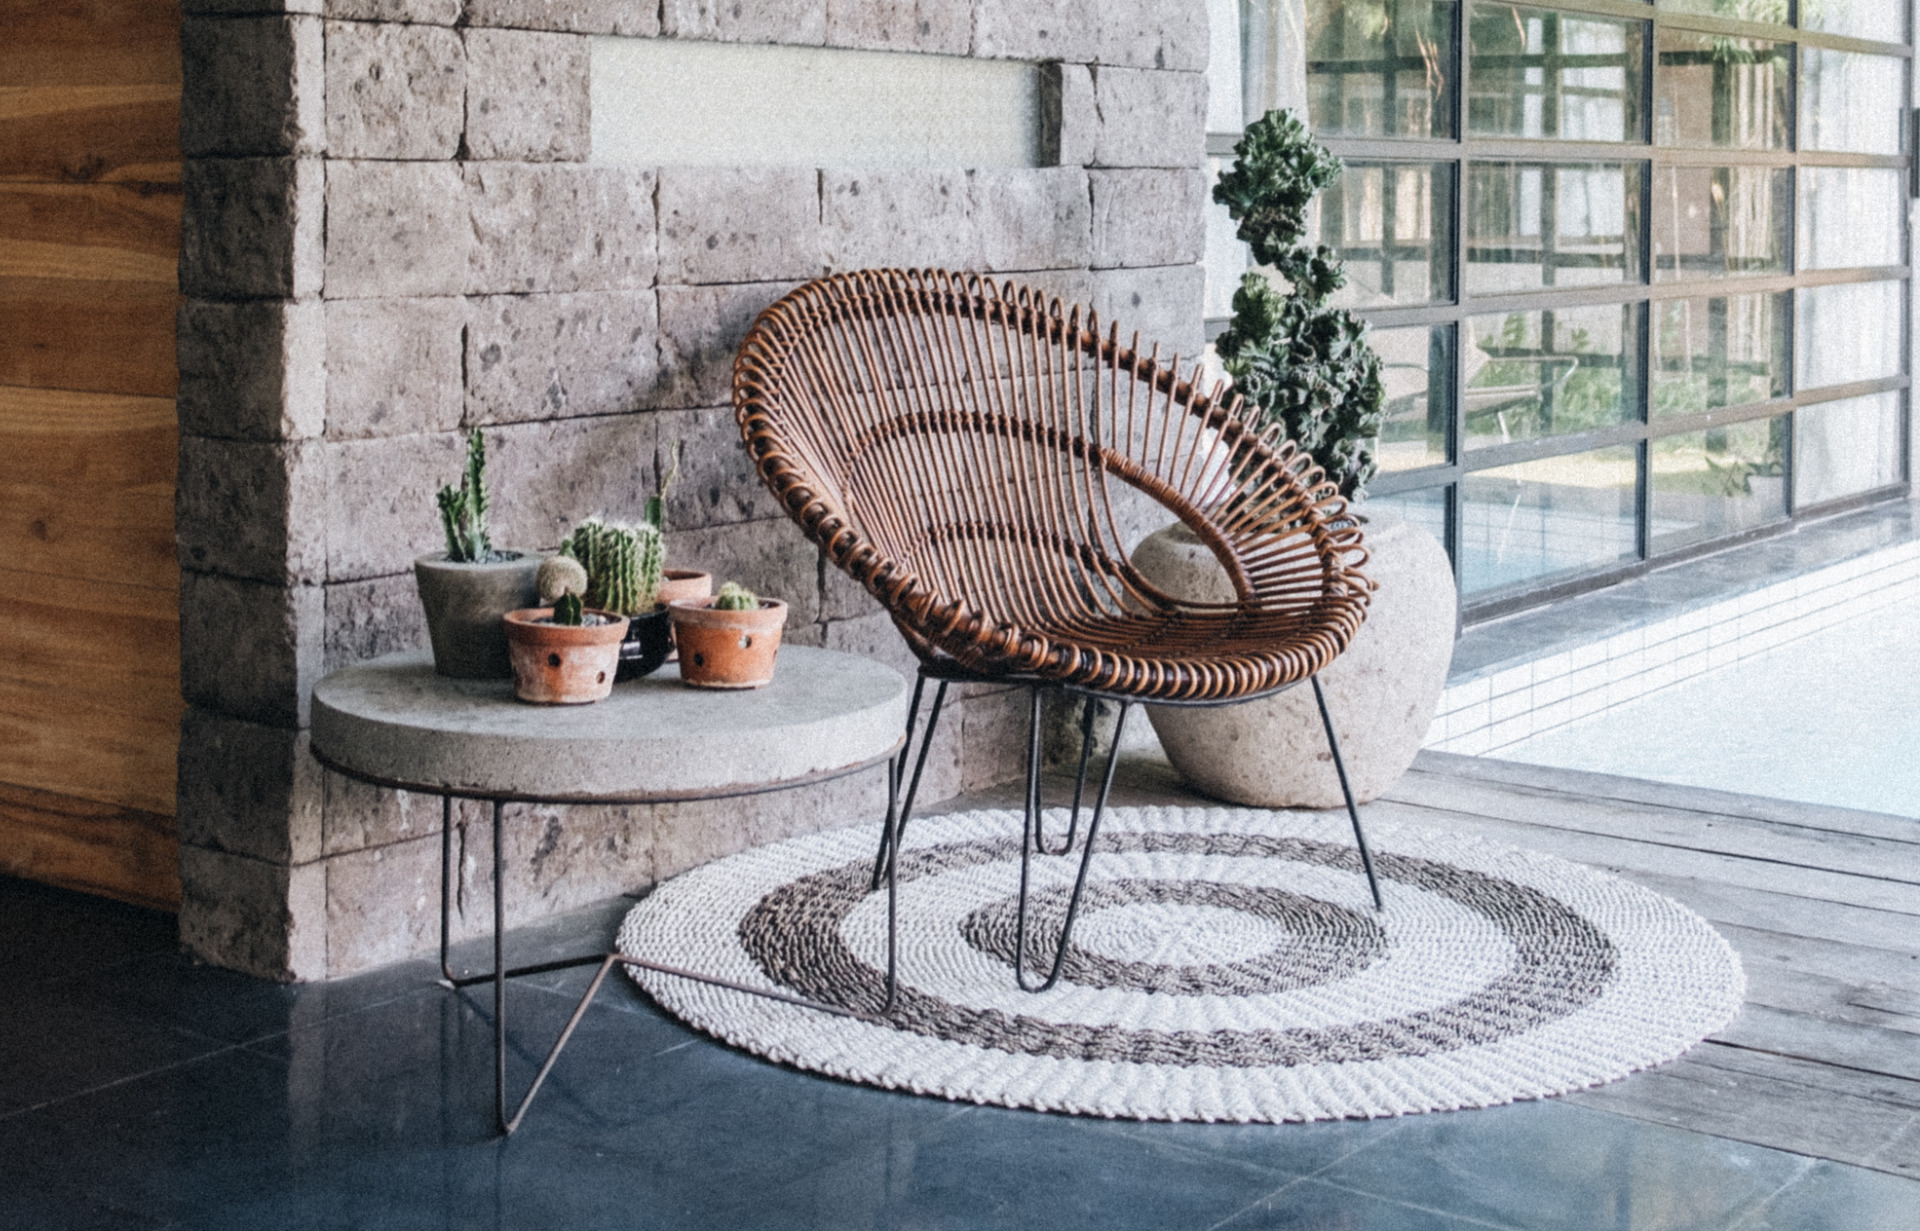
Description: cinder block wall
175,0,1209,979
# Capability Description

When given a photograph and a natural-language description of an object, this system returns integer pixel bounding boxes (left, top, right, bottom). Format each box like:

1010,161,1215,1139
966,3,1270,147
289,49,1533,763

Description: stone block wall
176,0,1209,979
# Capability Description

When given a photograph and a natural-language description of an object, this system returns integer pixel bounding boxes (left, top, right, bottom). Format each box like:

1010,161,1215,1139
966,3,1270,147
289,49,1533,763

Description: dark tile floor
5,874,1916,1230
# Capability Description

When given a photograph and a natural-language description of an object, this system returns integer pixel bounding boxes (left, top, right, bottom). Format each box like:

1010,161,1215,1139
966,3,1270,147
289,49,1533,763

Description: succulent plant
713,582,759,611
436,428,496,562
551,592,584,626
562,518,663,616
536,554,589,604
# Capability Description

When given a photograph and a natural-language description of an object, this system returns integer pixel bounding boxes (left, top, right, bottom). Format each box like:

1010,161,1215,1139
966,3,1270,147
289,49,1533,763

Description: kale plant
1212,110,1385,499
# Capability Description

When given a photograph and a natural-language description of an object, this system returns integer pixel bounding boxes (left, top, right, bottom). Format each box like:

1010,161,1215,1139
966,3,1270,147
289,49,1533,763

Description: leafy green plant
562,518,664,616
1212,109,1385,500
713,582,759,611
436,429,499,562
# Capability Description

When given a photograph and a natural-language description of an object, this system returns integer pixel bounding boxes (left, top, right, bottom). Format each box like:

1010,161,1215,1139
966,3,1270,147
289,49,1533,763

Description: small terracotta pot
668,597,788,689
502,607,629,704
656,570,713,663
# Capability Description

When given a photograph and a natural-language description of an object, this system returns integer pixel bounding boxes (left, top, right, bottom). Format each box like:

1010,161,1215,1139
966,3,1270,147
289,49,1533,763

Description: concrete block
670,519,820,617
656,280,803,408
178,708,324,864
324,572,427,672
323,20,464,160
177,299,326,442
661,0,825,44
962,687,1030,790
464,28,590,162
464,291,657,425
1092,264,1207,357
818,551,879,622
651,406,780,530
322,771,483,857
658,167,822,285
181,15,324,157
324,0,459,21
177,437,328,584
324,161,468,298
823,0,968,54
483,415,661,550
465,0,659,35
466,163,656,294
1040,61,1096,168
321,832,440,972
970,167,1092,272
1092,68,1207,168
188,0,323,12
494,801,653,917
323,432,466,582
180,571,327,727
325,297,465,439
821,611,918,687
651,767,885,882
1091,169,1208,269
1099,0,1209,71
973,0,1097,62
180,158,324,300
179,844,327,981
822,169,973,271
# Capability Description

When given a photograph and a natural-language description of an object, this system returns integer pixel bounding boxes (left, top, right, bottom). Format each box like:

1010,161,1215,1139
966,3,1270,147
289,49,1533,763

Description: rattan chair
732,269,1380,1001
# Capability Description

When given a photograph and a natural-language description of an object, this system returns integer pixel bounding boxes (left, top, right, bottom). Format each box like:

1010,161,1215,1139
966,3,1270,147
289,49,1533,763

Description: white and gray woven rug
617,806,1744,1122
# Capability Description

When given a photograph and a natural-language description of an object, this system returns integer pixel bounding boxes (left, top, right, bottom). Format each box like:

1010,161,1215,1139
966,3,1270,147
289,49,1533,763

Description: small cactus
551,592,584,626
713,581,759,611
536,554,588,604
436,429,493,562
562,518,664,616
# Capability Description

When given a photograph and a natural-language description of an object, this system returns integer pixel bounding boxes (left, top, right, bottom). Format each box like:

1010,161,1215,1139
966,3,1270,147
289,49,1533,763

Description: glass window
1654,32,1789,150
1650,418,1789,552
1797,281,1906,391
1304,0,1456,139
1321,162,1457,309
1800,0,1906,45
1464,304,1639,450
1372,325,1454,472
1653,166,1791,282
1462,447,1639,595
1469,5,1643,143
1801,51,1906,157
1655,0,1788,22
1467,163,1643,295
1796,392,1904,506
1798,168,1906,271
1651,293,1789,420
1368,485,1450,545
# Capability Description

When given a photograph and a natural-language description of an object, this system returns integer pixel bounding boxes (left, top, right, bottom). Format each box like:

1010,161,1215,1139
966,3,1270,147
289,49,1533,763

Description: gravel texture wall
176,0,1209,978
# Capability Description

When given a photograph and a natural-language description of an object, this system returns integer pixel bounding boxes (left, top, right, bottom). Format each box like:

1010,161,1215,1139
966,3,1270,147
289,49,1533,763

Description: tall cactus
562,518,663,615
436,429,493,562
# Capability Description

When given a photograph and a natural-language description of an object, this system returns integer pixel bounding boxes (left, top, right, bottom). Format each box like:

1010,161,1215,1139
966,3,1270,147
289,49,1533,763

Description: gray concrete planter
1133,510,1456,808
414,551,543,679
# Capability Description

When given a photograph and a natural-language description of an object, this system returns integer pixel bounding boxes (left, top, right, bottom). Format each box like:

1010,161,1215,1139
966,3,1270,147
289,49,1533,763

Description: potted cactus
502,590,629,705
560,517,673,681
669,581,788,689
414,429,541,678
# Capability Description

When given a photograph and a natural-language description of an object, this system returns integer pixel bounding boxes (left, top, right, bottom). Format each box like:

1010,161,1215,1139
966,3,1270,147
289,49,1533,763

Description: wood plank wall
0,0,184,910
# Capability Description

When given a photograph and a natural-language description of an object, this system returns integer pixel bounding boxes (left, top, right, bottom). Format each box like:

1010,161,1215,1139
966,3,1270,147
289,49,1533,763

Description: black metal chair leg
1037,695,1098,856
870,677,947,890
1311,674,1383,911
1015,699,1130,993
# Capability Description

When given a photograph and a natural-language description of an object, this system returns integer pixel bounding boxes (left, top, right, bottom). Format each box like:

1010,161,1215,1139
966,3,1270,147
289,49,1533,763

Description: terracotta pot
613,606,674,681
656,570,713,663
414,551,542,679
668,597,788,689
502,607,629,704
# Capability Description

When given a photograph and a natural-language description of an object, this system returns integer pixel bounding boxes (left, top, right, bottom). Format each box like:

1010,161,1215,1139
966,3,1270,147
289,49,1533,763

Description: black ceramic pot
613,606,674,681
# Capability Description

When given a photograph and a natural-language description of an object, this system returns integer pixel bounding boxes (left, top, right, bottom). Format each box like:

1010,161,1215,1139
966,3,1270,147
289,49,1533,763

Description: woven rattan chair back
732,268,1371,703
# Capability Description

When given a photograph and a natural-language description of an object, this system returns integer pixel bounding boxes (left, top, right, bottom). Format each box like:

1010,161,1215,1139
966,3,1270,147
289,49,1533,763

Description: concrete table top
311,647,908,802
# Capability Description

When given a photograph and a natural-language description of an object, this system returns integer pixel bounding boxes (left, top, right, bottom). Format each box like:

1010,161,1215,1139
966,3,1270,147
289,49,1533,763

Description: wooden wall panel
0,0,182,909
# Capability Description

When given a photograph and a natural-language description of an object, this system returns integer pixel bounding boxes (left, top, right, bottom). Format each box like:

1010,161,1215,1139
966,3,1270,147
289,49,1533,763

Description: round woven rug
617,806,1744,1121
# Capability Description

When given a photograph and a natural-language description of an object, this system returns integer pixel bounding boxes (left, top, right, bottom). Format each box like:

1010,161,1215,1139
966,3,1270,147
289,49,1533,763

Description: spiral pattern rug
617,806,1744,1122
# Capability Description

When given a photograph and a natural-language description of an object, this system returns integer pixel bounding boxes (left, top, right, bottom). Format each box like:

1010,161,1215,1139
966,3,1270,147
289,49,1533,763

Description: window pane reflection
1462,447,1639,595
1800,0,1905,44
1651,293,1789,420
1654,0,1787,23
1465,304,1638,449
1321,162,1456,308
1796,393,1904,506
1651,418,1788,552
1797,281,1905,391
1653,165,1790,281
1304,0,1456,139
1372,325,1453,472
1798,168,1905,270
1802,51,1906,156
1469,5,1642,143
1654,32,1788,150
1467,163,1643,295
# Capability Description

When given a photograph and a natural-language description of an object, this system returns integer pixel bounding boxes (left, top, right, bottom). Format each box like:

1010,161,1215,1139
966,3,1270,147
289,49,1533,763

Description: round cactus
536,554,589,604
713,582,759,611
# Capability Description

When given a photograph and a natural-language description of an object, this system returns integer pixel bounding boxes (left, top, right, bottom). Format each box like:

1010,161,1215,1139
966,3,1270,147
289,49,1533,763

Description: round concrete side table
310,647,909,1134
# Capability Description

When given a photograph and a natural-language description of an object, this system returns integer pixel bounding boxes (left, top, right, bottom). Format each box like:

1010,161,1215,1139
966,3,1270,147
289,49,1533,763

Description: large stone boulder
1133,509,1456,808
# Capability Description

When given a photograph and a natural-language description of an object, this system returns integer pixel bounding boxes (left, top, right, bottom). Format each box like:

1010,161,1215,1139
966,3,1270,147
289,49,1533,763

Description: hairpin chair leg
870,676,948,891
1015,691,1130,992
1311,674,1383,911
1036,695,1099,856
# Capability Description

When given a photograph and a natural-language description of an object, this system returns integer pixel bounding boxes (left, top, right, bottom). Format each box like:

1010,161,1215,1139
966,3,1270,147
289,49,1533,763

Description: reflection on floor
4,754,1916,1230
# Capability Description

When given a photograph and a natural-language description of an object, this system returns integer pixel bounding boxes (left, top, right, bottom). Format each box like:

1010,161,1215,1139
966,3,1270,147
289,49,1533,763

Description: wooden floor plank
1715,1004,1920,1084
